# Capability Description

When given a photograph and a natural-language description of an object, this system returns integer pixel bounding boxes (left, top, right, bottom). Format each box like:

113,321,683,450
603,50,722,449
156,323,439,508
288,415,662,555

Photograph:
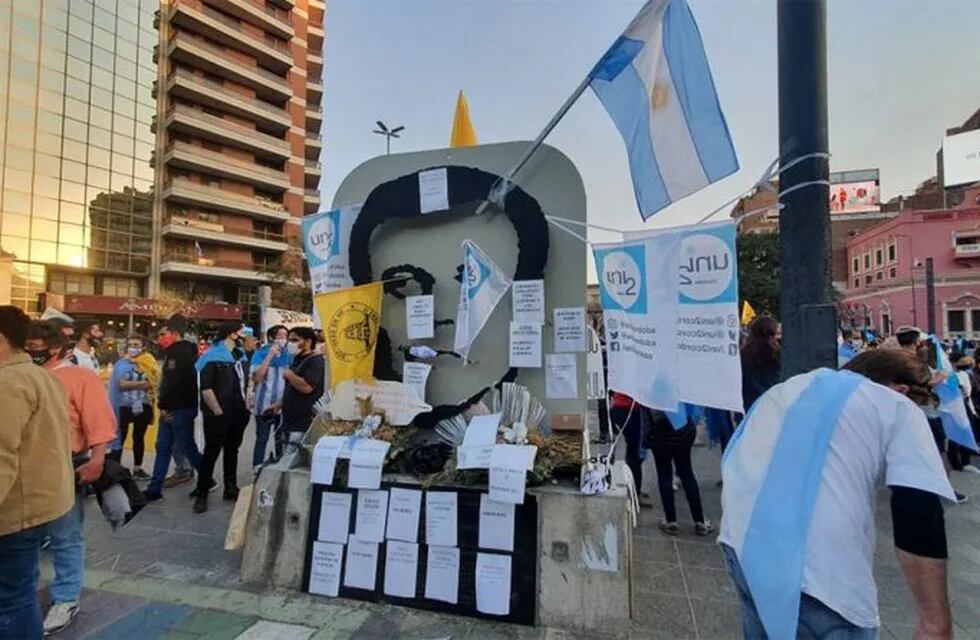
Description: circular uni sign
680,233,734,302
602,250,643,311
306,216,336,261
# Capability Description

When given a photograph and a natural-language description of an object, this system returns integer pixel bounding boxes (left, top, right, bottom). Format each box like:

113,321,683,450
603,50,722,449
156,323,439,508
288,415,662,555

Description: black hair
266,324,288,340
78,321,100,336
896,330,920,347
289,326,317,345
742,316,780,369
0,305,31,350
841,328,854,340
27,320,66,349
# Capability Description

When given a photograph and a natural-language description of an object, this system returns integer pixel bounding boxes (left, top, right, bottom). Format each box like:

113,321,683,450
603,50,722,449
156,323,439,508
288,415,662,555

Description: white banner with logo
625,221,743,413
302,205,360,295
453,239,512,360
261,306,315,334
592,233,680,411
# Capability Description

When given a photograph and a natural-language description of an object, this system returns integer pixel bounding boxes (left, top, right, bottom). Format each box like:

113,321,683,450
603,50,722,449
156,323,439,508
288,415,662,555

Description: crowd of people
0,306,326,638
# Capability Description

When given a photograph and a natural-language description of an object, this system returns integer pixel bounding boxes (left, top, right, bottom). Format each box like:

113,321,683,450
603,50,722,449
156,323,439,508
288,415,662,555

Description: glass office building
0,0,157,312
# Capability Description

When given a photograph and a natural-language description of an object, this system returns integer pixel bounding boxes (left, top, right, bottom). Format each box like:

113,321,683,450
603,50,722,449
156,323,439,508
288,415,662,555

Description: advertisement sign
260,306,314,334
829,180,880,214
625,220,744,413
943,129,980,188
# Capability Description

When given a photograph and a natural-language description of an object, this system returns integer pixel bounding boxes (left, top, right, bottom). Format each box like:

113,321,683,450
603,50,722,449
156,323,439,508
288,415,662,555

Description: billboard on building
830,180,880,214
943,129,980,188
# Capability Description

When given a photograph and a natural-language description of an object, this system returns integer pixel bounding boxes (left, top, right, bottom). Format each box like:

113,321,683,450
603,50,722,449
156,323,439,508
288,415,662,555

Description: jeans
173,449,192,474
721,544,879,639
44,488,85,604
0,525,46,639
148,407,202,495
197,410,249,494
253,412,279,467
651,427,705,524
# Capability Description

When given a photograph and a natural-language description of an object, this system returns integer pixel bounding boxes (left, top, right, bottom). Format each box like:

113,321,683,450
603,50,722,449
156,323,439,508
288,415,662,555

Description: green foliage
738,232,780,318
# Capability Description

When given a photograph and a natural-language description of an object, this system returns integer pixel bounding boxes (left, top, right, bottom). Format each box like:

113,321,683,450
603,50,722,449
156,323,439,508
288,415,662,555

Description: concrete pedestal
240,466,634,631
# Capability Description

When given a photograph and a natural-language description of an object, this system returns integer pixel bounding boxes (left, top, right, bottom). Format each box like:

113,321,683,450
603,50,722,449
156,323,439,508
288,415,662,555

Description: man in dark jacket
144,315,203,501
193,322,250,513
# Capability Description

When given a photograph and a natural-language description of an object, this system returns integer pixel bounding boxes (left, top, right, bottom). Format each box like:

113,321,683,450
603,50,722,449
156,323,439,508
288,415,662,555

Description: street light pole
372,120,405,156
777,0,835,378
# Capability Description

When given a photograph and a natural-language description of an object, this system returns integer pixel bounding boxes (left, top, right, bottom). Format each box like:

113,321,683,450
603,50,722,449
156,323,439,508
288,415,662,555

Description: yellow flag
741,300,756,326
449,90,478,148
315,282,384,387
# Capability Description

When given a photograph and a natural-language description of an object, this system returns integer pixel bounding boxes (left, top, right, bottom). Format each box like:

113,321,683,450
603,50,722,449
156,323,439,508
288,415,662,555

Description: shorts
927,417,946,454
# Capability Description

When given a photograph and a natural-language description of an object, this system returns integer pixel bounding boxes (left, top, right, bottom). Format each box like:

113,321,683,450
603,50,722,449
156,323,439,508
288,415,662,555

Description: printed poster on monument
625,221,743,413
592,233,681,411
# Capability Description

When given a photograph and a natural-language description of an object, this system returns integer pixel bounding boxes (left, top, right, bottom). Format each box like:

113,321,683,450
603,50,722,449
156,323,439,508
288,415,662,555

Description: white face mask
127,347,142,357
286,341,301,356
274,338,288,349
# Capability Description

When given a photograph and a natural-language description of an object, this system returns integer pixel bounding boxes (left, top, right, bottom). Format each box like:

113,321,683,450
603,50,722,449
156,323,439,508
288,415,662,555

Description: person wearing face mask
193,322,250,513
70,322,103,372
144,315,203,503
23,321,115,635
249,325,291,469
278,327,325,458
107,336,159,479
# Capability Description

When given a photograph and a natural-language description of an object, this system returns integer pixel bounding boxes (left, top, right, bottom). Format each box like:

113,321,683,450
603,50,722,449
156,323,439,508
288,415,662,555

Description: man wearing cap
144,315,203,502
193,322,250,513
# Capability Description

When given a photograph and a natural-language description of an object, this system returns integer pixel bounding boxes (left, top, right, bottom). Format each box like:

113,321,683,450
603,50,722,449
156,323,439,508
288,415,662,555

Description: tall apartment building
0,0,323,330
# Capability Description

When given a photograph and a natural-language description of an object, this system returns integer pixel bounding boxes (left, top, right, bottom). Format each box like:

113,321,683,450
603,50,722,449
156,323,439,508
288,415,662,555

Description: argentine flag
454,239,511,360
930,336,979,452
589,0,738,220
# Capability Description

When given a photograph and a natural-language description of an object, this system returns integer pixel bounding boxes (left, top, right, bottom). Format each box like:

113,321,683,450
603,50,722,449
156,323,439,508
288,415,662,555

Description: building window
876,272,883,280
864,254,871,269
875,249,883,266
852,257,860,274
47,271,96,295
853,278,860,288
947,309,966,334
882,313,891,335
889,267,897,278
888,244,896,262
864,275,872,285
101,276,141,297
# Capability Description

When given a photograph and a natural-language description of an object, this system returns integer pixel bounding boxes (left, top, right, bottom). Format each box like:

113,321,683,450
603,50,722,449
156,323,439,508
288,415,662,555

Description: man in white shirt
70,322,103,372
720,349,955,639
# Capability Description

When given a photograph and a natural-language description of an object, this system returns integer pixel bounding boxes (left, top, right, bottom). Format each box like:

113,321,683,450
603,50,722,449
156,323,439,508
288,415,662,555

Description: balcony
163,178,291,222
167,68,291,131
304,160,321,176
169,1,293,72
304,188,320,214
165,105,290,161
307,76,323,101
167,33,291,102
163,141,290,192
304,133,322,161
160,252,275,283
223,0,293,40
162,216,289,252
308,51,323,67
308,22,324,43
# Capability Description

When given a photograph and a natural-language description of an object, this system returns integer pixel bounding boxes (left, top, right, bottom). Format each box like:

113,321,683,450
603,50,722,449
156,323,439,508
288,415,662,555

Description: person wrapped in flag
720,350,955,639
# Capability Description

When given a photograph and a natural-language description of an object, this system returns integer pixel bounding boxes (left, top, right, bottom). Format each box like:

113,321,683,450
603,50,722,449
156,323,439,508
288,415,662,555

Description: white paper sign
318,492,352,544
509,322,542,368
406,295,435,340
402,362,432,403
328,379,432,426
383,541,419,598
311,436,348,485
456,413,500,470
512,280,544,323
586,326,606,400
545,353,578,399
424,492,458,547
309,541,344,597
424,545,460,604
553,307,587,353
456,445,493,470
476,553,512,616
479,495,516,552
488,444,529,504
348,439,390,490
354,489,389,543
343,535,379,591
419,167,449,214
386,488,422,543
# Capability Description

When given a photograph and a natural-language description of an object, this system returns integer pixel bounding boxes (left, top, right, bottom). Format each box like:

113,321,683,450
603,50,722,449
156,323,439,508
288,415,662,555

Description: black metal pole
925,257,936,335
778,0,835,378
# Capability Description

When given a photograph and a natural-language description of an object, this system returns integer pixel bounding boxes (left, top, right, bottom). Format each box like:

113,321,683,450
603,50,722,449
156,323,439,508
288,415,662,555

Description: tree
738,232,780,318
266,238,313,313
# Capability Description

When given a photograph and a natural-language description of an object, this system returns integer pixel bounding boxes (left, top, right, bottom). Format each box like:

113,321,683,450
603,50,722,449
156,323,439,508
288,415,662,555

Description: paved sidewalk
47,418,980,639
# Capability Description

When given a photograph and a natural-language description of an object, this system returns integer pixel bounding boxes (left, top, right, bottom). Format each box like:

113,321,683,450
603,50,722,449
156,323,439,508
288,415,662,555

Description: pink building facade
841,206,980,339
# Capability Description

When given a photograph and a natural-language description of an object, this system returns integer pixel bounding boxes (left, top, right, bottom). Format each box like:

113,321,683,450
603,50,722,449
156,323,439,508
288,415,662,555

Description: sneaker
132,468,151,480
638,492,655,508
672,477,680,491
189,478,218,498
43,601,78,635
163,471,194,489
193,495,208,514
963,464,980,474
142,490,164,503
223,485,240,502
694,520,716,537
658,520,679,536
955,491,970,504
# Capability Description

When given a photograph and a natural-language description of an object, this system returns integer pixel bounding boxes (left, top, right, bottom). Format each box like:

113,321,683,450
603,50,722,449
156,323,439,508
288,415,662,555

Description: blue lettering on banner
679,223,738,305
594,243,648,314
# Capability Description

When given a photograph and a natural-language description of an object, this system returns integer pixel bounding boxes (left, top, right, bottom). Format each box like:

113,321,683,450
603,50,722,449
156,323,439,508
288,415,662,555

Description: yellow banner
741,300,757,326
315,282,384,387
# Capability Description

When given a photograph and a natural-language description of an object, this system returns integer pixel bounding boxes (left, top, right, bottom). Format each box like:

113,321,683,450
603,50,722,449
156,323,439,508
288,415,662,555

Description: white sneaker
44,601,79,635
963,464,980,474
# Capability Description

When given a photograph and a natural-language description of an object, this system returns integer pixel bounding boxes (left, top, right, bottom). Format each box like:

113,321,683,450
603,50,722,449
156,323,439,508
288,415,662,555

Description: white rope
777,179,832,200
544,215,588,244
545,214,626,235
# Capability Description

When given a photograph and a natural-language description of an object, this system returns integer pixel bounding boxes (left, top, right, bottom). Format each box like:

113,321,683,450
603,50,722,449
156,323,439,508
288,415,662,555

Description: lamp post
372,120,404,155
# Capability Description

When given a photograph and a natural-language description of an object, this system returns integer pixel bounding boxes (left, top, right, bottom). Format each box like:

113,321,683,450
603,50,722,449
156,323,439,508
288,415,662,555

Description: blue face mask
128,346,142,357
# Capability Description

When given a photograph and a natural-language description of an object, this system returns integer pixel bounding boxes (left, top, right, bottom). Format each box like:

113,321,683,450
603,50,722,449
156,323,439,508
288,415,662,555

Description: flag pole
475,75,593,215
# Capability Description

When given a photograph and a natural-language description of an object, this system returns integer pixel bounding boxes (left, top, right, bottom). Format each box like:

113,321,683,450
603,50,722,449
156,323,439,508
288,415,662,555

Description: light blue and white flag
589,0,738,220
454,239,511,360
930,336,979,452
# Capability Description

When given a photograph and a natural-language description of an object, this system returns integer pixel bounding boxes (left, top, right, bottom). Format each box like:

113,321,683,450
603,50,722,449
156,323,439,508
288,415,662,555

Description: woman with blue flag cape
720,350,956,639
